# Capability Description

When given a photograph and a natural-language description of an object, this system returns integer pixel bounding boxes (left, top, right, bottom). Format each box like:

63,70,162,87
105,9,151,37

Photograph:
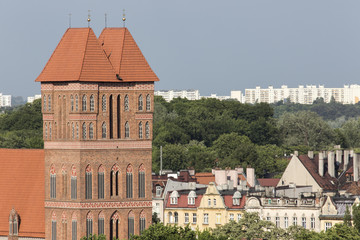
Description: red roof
195,172,215,185
258,178,280,187
36,27,159,83
166,191,204,208
223,195,246,209
0,149,45,238
99,28,159,82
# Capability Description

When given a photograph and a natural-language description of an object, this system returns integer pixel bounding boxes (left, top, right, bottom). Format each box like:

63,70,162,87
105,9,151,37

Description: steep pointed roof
99,28,159,82
36,28,118,82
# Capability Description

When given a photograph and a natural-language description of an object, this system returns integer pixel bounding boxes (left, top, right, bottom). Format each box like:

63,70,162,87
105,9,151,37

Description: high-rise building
35,27,158,239
154,89,200,102
0,93,11,107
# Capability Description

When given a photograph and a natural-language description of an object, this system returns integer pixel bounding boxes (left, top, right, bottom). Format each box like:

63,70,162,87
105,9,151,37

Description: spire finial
69,13,72,28
122,9,126,28
87,10,91,28
105,13,108,28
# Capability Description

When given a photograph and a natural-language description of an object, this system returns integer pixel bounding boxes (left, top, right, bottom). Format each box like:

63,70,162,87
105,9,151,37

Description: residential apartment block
245,85,360,104
27,94,41,103
0,93,11,107
154,90,200,102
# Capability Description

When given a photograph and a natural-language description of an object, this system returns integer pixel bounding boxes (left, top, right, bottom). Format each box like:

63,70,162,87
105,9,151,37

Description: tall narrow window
76,123,79,139
48,95,52,111
284,216,289,228
145,122,150,139
139,122,143,139
75,95,78,111
86,213,93,238
111,213,120,240
146,95,151,111
311,217,315,229
125,122,130,138
139,211,146,235
71,123,74,139
98,213,105,236
43,95,47,111
89,123,94,139
85,166,92,199
109,95,113,139
138,165,145,198
110,165,120,197
52,215,57,240
50,165,56,199
102,95,106,111
138,95,143,111
70,95,74,111
45,123,48,139
174,212,179,223
49,123,52,139
62,169,67,198
90,95,95,112
71,166,77,199
61,213,67,240
82,95,87,111
82,123,87,139
71,217,77,240
128,212,134,239
126,165,133,198
9,209,18,237
124,95,129,111
98,166,105,199
117,95,120,139
102,122,107,139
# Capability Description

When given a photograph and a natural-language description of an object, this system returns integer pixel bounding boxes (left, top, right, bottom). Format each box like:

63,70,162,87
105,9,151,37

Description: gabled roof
298,155,337,191
98,28,159,82
36,27,159,83
0,149,45,238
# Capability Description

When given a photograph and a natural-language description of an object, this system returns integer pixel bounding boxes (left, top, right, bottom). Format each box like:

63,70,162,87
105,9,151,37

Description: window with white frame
168,212,173,223
266,216,271,221
284,216,289,228
276,217,280,227
184,213,189,223
237,214,242,222
229,214,234,221
325,222,332,231
293,217,297,226
208,198,211,206
311,217,315,229
216,214,221,224
302,217,306,228
174,212,178,223
214,198,217,206
193,213,197,224
233,191,241,205
203,213,209,224
156,186,162,197
170,191,179,205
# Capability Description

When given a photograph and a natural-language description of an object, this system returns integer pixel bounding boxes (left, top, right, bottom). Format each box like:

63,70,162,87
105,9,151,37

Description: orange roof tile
99,28,159,82
36,28,117,82
195,172,215,185
0,149,45,238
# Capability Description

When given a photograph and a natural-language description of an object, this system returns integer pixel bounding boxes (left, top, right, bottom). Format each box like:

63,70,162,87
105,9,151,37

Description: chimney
328,151,335,178
246,168,255,188
354,153,359,181
319,152,324,177
344,150,350,170
294,151,298,156
336,150,343,164
308,151,314,159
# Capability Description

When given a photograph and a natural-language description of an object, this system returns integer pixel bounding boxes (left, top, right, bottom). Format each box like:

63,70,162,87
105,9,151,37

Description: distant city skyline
1,1,360,98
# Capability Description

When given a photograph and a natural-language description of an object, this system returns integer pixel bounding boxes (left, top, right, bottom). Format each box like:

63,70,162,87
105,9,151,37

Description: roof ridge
78,28,91,81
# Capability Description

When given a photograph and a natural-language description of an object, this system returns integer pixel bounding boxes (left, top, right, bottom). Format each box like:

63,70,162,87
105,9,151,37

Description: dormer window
156,186,162,197
170,191,179,205
9,208,19,236
188,190,197,205
233,191,241,206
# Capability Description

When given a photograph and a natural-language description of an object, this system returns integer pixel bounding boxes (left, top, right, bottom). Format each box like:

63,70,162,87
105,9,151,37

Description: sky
1,0,360,98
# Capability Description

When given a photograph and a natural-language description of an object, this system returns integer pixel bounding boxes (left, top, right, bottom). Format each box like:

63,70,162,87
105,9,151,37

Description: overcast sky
1,0,360,98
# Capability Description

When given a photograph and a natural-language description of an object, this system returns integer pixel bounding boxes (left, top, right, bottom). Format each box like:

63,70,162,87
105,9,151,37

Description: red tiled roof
99,28,159,82
0,149,45,238
36,27,159,83
223,195,246,209
258,178,280,187
166,192,204,208
36,28,117,83
298,155,337,191
195,172,215,185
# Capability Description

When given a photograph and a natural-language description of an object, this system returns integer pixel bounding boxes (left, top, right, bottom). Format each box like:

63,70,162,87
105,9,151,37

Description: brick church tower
36,27,158,239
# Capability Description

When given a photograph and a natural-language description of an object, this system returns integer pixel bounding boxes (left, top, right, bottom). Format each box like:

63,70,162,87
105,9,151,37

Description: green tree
130,223,196,240
340,119,360,148
353,204,360,232
80,234,109,240
322,223,360,240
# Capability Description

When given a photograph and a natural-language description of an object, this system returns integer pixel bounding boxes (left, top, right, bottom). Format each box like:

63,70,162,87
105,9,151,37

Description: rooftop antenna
68,13,72,28
122,9,126,27
105,13,108,28
87,10,91,28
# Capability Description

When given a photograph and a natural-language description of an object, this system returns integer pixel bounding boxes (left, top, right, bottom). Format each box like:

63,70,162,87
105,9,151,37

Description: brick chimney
319,152,324,177
308,151,314,159
328,151,335,178
344,150,350,170
246,168,255,188
336,150,343,164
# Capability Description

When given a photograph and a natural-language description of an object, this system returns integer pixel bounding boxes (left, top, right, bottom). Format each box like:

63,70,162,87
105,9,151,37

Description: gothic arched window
125,122,130,138
138,95,143,111
138,165,145,198
82,95,87,111
126,165,133,198
85,166,92,199
102,95,106,111
139,122,143,139
50,165,56,199
75,95,78,111
102,122,107,139
90,95,95,112
146,94,151,111
70,95,74,111
82,123,87,139
89,123,94,139
124,95,129,111
145,122,150,139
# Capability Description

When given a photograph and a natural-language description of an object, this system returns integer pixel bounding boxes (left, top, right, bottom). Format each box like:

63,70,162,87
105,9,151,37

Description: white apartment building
245,85,360,104
155,89,200,102
0,93,11,107
27,94,42,103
